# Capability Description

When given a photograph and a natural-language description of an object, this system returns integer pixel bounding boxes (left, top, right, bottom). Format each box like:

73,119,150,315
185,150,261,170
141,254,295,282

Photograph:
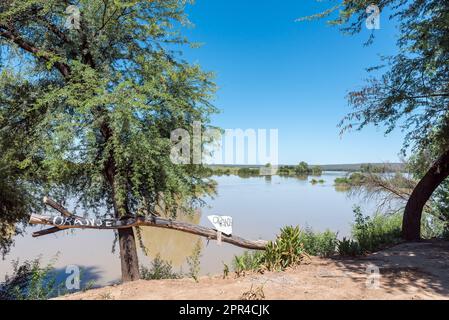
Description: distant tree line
279,162,322,176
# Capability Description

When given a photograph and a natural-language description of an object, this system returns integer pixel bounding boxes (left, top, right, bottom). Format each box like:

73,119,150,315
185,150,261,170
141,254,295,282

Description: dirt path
58,241,449,300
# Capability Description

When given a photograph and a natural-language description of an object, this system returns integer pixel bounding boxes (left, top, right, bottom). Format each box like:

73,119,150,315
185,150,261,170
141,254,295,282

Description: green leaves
338,1,449,154
0,0,217,255
264,226,306,271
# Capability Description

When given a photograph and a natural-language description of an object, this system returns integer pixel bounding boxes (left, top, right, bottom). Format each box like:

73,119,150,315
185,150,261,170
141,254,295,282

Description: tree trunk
118,227,140,282
101,123,140,282
402,147,449,241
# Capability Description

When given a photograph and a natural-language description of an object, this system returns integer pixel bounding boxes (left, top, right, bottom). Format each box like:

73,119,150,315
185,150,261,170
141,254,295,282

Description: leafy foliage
278,162,322,176
309,0,449,155
186,239,202,282
337,237,362,257
334,172,366,187
0,257,58,300
0,0,218,265
263,226,307,271
232,251,265,277
232,226,309,275
298,228,338,257
140,255,181,280
237,167,260,178
351,206,402,253
0,134,42,256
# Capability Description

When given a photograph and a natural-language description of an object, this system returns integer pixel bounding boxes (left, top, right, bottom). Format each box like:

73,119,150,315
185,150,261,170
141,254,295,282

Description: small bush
232,226,340,276
351,207,402,253
237,168,260,178
421,213,446,239
334,177,349,185
186,239,202,282
0,258,58,300
298,228,338,257
263,226,306,271
140,255,181,280
232,226,307,275
232,251,264,276
338,237,362,257
334,173,365,186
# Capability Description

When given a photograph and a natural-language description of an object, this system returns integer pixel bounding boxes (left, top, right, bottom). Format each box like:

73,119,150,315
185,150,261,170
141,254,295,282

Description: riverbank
57,240,449,300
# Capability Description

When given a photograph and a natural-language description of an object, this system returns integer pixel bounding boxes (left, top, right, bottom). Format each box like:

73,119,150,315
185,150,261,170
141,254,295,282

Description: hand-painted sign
207,215,233,236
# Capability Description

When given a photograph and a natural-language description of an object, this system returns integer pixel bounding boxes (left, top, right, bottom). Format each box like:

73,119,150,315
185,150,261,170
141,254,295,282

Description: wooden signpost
29,197,267,250
207,215,233,246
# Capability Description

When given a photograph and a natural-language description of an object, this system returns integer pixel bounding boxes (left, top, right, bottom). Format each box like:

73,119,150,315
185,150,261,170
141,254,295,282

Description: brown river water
0,173,381,286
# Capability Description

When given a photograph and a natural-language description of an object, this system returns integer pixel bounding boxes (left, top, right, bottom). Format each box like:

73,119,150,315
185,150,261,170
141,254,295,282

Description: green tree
0,0,217,281
310,165,322,176
295,161,309,175
303,0,449,240
0,121,42,257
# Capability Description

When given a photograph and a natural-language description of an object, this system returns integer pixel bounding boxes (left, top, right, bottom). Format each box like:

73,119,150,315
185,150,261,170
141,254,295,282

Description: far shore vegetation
206,162,402,178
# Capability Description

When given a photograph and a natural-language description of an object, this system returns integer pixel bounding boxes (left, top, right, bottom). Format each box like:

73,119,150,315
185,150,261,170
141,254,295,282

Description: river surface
0,172,381,286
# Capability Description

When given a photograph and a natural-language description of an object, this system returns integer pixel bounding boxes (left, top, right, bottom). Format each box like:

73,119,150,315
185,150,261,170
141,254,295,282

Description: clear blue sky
181,0,405,165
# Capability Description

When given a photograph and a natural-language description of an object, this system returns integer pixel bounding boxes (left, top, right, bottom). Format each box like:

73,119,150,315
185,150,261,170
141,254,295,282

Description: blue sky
181,0,405,165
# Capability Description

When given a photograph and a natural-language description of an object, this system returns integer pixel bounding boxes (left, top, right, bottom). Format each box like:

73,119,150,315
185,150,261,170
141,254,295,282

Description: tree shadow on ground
330,240,449,297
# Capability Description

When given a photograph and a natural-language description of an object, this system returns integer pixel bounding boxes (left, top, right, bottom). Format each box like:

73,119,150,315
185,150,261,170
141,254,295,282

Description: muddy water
0,172,379,286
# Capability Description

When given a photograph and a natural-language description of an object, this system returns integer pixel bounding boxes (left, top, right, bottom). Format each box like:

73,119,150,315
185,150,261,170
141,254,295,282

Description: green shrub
310,166,323,176
232,226,307,274
186,239,202,282
0,257,97,300
232,226,339,275
334,177,349,185
348,172,366,185
338,237,362,257
298,228,338,257
339,207,447,257
421,213,446,239
334,173,365,186
140,255,181,280
0,258,58,300
351,207,402,253
263,226,306,271
237,168,260,178
232,251,265,276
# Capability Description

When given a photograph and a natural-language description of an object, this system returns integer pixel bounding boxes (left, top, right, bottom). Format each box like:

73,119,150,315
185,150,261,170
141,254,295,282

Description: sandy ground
58,241,449,300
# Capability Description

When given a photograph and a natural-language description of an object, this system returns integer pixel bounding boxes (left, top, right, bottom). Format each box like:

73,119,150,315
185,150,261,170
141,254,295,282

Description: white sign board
207,215,233,236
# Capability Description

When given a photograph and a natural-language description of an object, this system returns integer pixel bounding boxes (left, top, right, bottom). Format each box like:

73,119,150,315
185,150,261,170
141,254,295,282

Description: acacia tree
305,0,449,240
0,0,217,281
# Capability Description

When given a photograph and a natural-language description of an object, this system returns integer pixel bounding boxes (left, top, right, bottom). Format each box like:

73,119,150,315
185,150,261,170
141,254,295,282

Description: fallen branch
30,199,268,250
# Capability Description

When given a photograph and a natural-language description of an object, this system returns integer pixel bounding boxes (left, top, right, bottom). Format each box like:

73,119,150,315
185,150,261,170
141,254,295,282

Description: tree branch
0,26,70,78
30,198,268,250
